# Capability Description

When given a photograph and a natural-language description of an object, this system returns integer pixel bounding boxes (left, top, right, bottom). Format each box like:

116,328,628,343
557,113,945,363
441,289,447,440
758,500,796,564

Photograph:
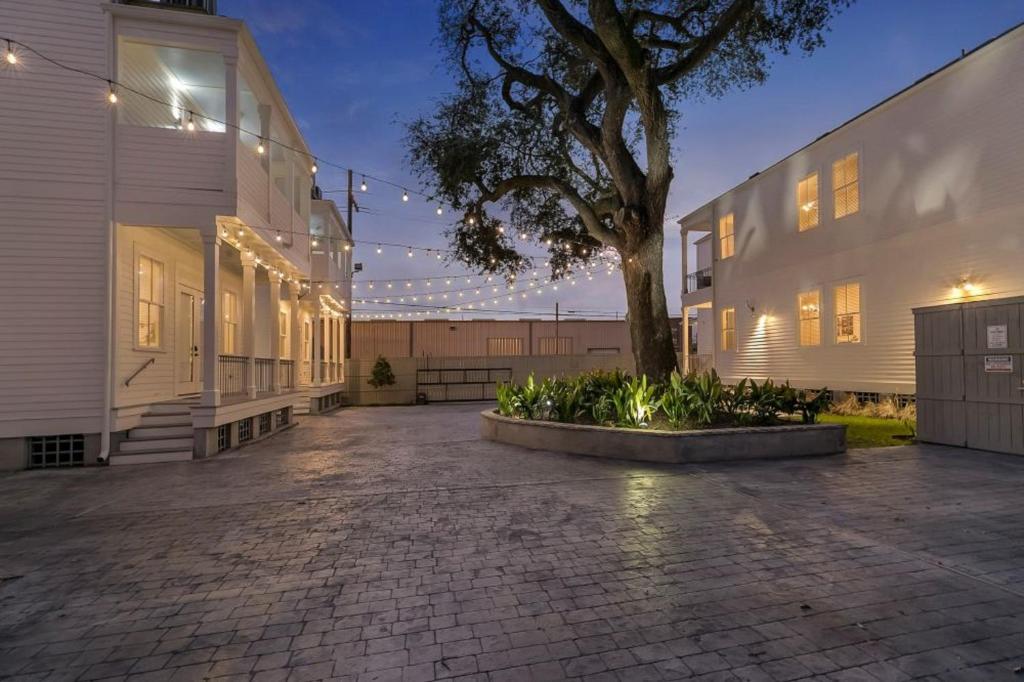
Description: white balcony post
312,295,322,386
269,271,283,394
682,306,690,375
289,282,301,383
241,250,257,399
681,227,689,295
201,232,222,407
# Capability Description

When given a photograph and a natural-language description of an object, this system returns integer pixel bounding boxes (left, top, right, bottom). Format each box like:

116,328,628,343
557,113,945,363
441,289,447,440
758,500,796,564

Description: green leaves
495,369,831,430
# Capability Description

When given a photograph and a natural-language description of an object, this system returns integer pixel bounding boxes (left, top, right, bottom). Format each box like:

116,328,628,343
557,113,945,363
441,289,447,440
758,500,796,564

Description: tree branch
653,0,756,85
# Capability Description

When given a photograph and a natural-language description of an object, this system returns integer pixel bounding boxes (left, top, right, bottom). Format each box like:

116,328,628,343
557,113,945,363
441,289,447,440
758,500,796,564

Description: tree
368,356,396,388
408,0,849,380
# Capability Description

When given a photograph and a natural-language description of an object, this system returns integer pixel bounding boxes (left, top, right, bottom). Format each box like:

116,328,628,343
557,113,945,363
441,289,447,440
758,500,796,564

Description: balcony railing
218,355,247,397
685,267,713,293
280,360,295,390
685,354,714,375
119,0,217,14
255,358,275,394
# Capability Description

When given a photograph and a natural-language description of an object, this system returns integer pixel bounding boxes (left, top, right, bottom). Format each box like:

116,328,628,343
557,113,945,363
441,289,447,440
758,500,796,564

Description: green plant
684,369,724,427
367,356,396,388
590,394,614,425
516,373,546,420
547,378,584,423
495,382,519,417
745,378,785,425
611,375,658,428
783,385,831,424
659,371,688,428
720,377,749,420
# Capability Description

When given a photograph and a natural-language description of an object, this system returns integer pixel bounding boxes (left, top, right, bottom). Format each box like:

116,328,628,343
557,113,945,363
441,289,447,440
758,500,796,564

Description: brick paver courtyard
1,403,1023,682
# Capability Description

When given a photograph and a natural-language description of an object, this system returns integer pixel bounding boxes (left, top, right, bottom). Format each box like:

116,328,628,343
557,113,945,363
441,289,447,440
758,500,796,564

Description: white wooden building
0,0,351,469
679,22,1024,398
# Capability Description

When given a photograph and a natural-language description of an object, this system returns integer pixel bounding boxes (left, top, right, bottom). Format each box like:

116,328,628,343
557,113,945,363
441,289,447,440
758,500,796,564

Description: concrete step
109,449,193,465
128,424,192,439
120,437,194,453
139,413,192,427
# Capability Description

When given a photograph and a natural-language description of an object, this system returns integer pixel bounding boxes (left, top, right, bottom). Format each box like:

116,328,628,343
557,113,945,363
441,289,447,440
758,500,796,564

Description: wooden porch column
312,294,322,386
201,233,222,407
289,281,301,384
269,271,283,394
241,250,257,399
681,306,690,375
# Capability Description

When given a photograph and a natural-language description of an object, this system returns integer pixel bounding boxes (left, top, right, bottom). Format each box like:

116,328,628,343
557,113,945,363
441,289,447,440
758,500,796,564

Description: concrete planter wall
481,410,846,464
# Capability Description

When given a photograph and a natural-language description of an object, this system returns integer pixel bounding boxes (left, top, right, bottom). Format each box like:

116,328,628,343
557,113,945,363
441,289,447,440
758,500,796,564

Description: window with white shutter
721,307,736,351
797,173,819,231
834,282,862,344
832,153,860,219
719,213,735,259
798,290,821,346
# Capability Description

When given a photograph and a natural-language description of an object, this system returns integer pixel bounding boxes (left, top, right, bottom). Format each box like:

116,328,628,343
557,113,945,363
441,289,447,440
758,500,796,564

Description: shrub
683,369,724,427
367,356,396,388
611,375,659,428
660,371,689,428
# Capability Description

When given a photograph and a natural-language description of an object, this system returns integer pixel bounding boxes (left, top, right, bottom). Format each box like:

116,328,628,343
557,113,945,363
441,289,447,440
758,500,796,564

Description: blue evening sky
220,0,1022,319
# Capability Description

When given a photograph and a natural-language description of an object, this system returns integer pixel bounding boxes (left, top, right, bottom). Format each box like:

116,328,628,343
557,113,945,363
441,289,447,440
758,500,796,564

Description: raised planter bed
481,410,846,464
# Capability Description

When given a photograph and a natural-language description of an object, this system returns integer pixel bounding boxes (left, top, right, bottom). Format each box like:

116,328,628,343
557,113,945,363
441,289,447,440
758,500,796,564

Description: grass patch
818,414,915,448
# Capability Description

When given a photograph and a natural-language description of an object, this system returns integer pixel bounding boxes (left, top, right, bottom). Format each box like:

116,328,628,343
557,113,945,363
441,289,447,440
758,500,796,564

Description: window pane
138,301,149,347
721,308,736,351
798,173,819,231
719,213,735,259
832,153,859,219
152,260,164,304
138,256,152,302
835,283,861,343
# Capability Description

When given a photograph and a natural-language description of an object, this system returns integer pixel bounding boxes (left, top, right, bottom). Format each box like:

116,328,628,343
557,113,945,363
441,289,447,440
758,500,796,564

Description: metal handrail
685,266,713,293
124,358,155,386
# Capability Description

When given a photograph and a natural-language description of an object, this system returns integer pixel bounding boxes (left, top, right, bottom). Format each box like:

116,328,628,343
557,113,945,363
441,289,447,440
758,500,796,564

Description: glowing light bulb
275,233,282,242
376,246,383,254
5,41,16,65
360,177,367,192
107,84,118,104
257,141,265,155
402,190,409,202
407,249,413,258
311,160,318,174
186,112,196,132
436,207,443,216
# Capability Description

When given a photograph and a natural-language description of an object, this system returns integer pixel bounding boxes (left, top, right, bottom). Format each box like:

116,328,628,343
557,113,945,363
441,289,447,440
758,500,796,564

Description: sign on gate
987,324,1008,349
984,355,1013,373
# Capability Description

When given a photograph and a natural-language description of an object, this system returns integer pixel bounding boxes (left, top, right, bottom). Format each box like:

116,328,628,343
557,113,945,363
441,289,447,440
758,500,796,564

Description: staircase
110,399,197,465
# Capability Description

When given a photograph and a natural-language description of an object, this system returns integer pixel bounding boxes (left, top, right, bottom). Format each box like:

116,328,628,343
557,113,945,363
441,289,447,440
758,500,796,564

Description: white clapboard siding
682,25,1024,394
0,0,109,436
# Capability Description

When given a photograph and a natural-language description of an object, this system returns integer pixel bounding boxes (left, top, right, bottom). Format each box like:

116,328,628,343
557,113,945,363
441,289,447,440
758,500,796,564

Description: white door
175,286,202,395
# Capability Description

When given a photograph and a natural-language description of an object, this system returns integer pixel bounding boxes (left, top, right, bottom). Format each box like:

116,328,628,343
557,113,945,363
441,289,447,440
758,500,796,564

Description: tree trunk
621,229,678,382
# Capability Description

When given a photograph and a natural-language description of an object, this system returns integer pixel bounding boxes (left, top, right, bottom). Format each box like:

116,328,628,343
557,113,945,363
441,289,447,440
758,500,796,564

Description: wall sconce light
952,278,978,298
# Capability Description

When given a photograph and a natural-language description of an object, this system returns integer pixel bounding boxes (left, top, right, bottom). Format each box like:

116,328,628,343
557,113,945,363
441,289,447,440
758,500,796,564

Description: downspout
96,13,115,463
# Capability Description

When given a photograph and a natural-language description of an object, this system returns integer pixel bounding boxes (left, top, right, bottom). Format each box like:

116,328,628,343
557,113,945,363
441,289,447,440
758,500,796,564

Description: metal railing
218,355,247,396
255,358,275,394
279,360,295,390
685,266,713,293
119,0,217,14
685,353,714,375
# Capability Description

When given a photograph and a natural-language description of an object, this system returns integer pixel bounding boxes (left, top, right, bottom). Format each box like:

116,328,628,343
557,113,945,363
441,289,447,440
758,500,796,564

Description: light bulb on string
407,249,413,258
186,111,196,132
275,233,282,242
311,159,318,174
257,140,265,155
311,238,319,247
436,207,443,216
402,190,409,202
360,177,367,192
107,82,118,104
4,40,16,65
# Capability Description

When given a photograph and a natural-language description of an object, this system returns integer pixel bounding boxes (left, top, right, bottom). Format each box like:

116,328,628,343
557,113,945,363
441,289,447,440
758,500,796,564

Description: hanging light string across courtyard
0,35,616,262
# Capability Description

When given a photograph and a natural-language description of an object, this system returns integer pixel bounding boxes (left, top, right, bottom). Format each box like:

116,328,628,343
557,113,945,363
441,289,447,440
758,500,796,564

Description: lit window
798,290,821,346
137,255,164,348
832,153,859,219
279,310,289,358
222,291,239,354
719,213,735,259
721,307,736,351
834,282,861,344
797,173,819,231
487,337,524,356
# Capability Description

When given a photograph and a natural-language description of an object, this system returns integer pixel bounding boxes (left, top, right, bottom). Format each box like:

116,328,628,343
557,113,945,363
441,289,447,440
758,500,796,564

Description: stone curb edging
480,410,846,464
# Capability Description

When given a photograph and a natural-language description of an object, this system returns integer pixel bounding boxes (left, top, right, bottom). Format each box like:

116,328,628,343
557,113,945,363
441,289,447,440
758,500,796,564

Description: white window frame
833,281,863,345
832,152,860,220
222,290,239,354
719,213,735,259
797,172,820,232
797,289,822,347
134,251,166,352
279,309,289,359
721,307,736,352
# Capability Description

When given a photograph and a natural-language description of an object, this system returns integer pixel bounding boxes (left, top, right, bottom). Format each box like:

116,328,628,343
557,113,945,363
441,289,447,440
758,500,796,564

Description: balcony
118,0,217,14
685,266,713,294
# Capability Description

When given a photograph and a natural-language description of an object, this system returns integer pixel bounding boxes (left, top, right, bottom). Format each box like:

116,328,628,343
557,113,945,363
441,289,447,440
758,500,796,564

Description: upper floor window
719,213,735,259
721,307,736,351
834,282,862,344
117,40,226,132
797,173,819,231
136,255,164,349
832,153,860,219
279,310,289,359
222,291,239,354
798,290,821,346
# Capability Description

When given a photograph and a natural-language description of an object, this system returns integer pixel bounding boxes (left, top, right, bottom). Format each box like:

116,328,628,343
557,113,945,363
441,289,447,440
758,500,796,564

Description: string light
311,159,318,174
402,190,409,202
360,176,367,192
107,81,117,104
311,238,319,247
436,207,443,216
186,111,196,132
257,140,266,155
4,40,15,65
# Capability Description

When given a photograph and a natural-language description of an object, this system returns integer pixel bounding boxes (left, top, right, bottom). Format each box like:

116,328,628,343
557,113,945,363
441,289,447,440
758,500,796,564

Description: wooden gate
416,358,512,402
915,296,1024,454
